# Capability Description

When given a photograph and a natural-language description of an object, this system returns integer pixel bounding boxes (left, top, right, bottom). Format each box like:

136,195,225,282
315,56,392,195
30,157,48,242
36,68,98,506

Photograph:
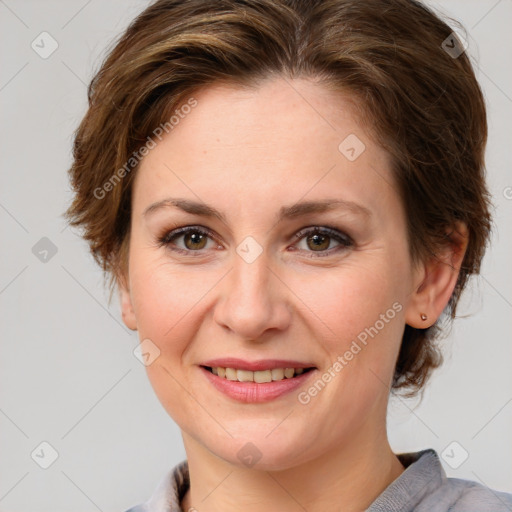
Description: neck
180,427,404,512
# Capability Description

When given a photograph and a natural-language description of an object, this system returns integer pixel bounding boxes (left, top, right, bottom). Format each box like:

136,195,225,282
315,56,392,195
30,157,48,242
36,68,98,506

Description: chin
209,437,311,472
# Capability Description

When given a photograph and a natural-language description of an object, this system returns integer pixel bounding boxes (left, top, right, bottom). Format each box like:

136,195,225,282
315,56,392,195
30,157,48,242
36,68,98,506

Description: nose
213,248,292,342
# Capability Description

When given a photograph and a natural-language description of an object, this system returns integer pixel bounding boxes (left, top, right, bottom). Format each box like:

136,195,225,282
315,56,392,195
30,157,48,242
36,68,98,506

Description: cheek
296,261,405,340
293,267,406,420
128,258,209,418
291,258,408,402
131,264,204,342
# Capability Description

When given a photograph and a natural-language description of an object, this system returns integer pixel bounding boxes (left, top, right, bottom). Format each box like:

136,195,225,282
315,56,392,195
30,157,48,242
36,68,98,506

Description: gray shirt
125,449,512,511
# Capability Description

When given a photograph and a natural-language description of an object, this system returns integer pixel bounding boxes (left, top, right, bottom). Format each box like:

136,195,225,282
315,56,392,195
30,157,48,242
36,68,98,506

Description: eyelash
157,225,354,258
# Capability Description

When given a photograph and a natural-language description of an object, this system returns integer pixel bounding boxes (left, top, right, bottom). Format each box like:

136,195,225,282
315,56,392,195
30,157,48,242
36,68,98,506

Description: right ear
118,272,137,331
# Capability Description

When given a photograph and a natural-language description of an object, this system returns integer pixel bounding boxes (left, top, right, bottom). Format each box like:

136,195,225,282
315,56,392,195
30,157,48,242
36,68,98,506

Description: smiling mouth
201,365,315,383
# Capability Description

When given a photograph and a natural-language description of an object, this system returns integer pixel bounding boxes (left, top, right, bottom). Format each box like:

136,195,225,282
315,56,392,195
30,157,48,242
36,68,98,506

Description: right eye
157,225,221,255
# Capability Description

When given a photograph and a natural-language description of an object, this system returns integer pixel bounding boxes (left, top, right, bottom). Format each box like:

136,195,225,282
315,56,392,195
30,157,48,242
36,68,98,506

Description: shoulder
396,449,512,511
435,476,512,511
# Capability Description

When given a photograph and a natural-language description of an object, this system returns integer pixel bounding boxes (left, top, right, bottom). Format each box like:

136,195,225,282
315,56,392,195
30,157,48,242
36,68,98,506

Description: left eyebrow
277,199,372,221
143,197,372,223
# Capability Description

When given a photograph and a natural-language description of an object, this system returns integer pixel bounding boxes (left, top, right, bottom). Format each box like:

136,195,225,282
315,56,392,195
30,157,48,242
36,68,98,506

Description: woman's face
121,77,422,470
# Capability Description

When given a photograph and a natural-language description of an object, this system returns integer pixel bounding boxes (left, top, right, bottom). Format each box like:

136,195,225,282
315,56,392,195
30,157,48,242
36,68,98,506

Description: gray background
0,0,511,510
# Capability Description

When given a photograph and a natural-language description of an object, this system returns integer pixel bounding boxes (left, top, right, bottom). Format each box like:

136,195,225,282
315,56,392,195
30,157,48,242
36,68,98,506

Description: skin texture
119,77,468,512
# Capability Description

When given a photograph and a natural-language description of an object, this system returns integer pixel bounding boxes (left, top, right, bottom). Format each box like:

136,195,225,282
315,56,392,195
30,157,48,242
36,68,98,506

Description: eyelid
293,225,352,243
159,224,217,243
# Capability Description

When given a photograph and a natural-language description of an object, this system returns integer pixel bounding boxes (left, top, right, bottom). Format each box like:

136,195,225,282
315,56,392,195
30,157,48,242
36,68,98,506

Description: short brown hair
65,0,492,396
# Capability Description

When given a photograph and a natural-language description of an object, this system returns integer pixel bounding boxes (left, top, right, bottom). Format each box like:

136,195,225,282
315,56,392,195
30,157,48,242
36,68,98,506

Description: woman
65,0,512,510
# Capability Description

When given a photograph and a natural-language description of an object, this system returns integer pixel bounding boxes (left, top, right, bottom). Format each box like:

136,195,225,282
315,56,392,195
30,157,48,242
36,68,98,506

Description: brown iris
306,233,330,251
184,231,208,250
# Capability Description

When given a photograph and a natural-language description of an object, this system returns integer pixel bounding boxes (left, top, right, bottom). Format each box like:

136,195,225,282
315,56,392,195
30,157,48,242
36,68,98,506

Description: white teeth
209,366,309,382
271,368,284,380
284,368,295,379
254,370,272,383
237,369,254,382
225,368,238,381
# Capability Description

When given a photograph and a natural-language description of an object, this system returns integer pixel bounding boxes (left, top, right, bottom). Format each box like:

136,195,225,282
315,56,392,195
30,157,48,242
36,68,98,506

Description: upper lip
200,358,316,372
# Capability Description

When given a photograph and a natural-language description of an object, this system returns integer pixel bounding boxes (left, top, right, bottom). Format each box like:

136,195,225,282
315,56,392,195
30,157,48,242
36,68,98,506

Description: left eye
158,225,353,257
292,226,353,257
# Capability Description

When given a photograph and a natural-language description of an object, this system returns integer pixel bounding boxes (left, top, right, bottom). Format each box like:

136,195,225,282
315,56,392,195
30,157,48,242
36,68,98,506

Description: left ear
404,221,469,328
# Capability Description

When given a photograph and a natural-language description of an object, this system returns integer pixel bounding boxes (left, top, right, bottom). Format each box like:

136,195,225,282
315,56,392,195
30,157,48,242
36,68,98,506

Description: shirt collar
367,449,446,511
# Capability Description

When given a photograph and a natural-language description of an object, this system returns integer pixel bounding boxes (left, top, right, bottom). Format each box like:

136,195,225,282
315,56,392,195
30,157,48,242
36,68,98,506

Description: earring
420,313,428,321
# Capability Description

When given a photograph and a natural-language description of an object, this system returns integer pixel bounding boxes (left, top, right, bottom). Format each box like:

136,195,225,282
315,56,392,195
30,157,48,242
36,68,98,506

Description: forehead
133,77,398,221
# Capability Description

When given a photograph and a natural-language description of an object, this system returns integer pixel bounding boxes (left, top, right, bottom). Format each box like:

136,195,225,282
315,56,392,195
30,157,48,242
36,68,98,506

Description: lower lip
199,366,316,403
